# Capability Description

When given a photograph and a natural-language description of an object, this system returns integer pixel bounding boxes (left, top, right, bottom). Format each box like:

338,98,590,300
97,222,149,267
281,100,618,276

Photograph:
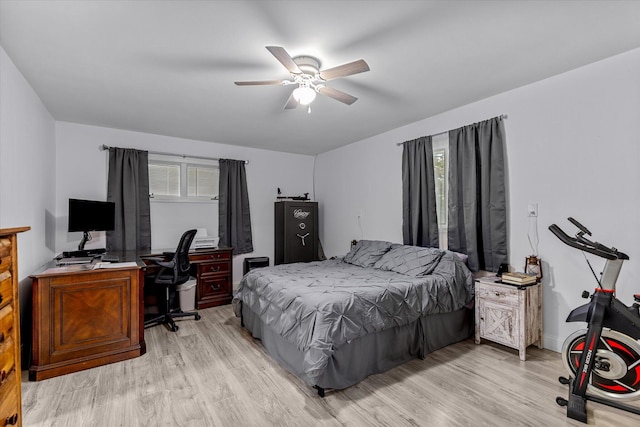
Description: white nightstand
474,277,543,361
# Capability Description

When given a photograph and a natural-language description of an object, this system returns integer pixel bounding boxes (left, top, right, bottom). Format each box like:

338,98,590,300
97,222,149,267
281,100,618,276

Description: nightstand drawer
476,283,518,304
0,272,12,309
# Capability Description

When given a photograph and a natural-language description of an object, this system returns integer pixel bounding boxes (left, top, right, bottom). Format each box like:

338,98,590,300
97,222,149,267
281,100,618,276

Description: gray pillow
343,240,393,267
373,245,444,276
447,250,469,265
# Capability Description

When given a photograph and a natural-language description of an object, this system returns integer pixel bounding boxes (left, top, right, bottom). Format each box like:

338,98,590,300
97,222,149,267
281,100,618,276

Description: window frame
148,154,219,203
431,134,449,250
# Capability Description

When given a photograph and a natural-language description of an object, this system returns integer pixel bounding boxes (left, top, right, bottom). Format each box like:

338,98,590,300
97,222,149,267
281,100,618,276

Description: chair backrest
174,229,198,274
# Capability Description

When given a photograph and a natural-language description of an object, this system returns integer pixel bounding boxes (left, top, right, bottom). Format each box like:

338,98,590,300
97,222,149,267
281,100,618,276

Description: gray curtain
402,136,439,247
447,117,507,272
106,147,151,251
219,159,253,255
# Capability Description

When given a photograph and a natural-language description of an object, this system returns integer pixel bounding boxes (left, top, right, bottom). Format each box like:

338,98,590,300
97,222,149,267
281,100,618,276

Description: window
148,154,219,202
432,133,448,249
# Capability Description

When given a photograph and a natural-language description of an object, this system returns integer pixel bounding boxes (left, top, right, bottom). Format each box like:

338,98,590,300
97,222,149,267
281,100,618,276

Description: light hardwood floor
21,305,639,426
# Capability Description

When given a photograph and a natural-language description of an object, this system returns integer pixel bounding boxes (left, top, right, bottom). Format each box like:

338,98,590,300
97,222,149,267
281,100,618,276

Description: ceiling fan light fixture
292,86,316,105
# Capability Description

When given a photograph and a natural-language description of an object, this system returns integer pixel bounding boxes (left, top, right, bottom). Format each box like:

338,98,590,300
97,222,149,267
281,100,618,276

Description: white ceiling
2,1,640,155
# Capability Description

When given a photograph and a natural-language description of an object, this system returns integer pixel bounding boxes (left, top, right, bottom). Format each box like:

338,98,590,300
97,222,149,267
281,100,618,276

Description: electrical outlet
527,203,538,217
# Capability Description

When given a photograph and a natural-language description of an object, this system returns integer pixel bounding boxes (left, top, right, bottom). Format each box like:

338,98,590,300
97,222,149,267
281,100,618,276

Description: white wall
0,46,56,273
55,122,315,282
0,46,56,360
316,47,640,352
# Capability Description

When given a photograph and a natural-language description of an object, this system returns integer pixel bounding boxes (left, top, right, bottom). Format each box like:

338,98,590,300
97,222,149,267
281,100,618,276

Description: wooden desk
29,258,146,381
142,247,233,310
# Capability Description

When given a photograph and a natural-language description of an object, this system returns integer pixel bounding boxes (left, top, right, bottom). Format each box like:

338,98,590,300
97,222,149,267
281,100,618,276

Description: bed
232,240,474,396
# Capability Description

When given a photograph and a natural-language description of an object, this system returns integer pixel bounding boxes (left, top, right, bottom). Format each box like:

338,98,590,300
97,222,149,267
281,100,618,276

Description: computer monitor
68,198,115,251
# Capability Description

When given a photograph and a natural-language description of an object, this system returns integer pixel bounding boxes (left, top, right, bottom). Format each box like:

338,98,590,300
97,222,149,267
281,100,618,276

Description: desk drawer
199,261,230,275
190,251,231,262
0,272,11,309
0,305,13,347
0,369,19,426
198,275,232,308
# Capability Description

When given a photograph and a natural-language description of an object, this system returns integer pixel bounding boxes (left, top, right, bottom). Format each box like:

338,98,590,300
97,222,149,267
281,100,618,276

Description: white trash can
176,278,197,312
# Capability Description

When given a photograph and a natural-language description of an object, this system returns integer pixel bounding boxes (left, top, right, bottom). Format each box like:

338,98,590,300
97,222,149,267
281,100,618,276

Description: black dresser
274,201,318,265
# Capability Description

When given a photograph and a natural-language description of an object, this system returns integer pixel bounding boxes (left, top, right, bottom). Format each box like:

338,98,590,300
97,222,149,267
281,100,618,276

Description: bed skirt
241,303,473,391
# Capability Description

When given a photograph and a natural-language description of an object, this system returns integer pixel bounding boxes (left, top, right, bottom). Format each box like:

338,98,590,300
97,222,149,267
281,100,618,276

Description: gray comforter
233,251,473,386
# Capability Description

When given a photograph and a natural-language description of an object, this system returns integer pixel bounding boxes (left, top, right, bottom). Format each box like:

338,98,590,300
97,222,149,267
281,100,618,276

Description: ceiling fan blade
319,59,370,81
318,86,358,105
266,46,302,74
284,92,299,110
234,80,284,86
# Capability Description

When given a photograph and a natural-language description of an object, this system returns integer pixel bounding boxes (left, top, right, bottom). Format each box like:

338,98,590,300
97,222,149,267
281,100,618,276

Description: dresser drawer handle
6,413,19,425
210,284,220,292
210,254,222,259
209,266,221,272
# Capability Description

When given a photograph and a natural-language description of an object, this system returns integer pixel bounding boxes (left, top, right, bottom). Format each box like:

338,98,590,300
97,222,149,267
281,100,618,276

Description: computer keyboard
101,254,120,263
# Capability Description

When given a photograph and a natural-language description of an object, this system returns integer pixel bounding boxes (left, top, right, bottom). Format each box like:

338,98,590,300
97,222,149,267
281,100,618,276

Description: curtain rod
99,144,249,164
395,114,508,146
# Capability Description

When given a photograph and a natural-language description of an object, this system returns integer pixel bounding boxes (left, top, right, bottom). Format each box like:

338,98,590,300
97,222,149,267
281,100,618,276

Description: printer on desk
193,228,219,250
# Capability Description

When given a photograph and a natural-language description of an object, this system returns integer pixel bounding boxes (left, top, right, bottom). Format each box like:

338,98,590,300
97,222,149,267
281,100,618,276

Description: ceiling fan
234,46,370,112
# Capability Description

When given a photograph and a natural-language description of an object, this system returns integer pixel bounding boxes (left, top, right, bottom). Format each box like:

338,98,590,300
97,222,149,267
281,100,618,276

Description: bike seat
634,293,640,303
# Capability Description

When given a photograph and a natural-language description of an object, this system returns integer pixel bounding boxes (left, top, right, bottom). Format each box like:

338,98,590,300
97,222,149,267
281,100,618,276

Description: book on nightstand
501,272,537,285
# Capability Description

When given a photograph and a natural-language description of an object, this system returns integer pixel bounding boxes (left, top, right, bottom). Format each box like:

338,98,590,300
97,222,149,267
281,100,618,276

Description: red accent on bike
605,339,634,358
634,366,640,386
579,335,598,388
575,342,585,351
598,383,628,392
579,372,588,388
597,288,615,293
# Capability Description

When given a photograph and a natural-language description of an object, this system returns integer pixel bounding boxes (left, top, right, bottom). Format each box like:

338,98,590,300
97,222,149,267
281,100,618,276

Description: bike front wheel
562,328,640,401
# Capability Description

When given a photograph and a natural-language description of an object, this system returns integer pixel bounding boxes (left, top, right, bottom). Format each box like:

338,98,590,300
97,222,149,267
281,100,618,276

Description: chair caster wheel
195,313,201,320
171,324,179,332
559,376,571,385
556,397,568,407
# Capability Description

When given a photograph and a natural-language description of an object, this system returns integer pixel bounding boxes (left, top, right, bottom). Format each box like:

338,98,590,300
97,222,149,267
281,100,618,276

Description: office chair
144,229,201,332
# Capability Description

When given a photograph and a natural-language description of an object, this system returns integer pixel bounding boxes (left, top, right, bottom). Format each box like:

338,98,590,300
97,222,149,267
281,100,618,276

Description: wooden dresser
0,226,30,427
189,248,233,309
29,259,146,381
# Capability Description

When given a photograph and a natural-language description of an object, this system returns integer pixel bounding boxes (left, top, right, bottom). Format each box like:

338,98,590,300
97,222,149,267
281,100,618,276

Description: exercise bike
549,218,640,423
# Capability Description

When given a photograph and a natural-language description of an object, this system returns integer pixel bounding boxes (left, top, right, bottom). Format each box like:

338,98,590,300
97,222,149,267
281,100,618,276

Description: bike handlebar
548,221,629,260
